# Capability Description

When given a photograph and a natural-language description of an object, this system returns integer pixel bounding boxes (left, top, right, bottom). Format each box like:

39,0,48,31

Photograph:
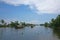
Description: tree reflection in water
53,29,60,39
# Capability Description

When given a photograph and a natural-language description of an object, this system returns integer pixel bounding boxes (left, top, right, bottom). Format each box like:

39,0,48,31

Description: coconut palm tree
0,19,5,24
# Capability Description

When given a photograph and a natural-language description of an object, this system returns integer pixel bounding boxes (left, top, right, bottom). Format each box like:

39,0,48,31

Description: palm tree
0,19,7,27
0,19,5,24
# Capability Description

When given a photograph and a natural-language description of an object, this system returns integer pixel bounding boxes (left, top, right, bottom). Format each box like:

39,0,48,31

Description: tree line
44,15,60,29
0,20,35,28
44,15,60,38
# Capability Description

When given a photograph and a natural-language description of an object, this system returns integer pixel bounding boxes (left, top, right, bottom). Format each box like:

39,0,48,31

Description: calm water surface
0,26,60,40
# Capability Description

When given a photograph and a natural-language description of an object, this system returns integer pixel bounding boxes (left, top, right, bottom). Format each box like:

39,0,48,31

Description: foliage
0,19,7,27
44,22,49,27
44,15,60,39
44,15,60,29
0,20,35,28
50,15,60,29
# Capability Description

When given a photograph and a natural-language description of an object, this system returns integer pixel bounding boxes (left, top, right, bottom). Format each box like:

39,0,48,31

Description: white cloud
0,0,60,14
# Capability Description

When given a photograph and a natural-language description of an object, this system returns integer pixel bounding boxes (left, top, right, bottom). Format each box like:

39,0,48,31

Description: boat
15,24,24,29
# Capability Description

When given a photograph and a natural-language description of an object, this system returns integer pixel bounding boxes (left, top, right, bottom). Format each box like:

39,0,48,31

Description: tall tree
0,19,5,24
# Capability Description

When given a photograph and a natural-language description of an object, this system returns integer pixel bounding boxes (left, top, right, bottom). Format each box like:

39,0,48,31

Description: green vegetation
9,21,19,27
0,19,7,27
44,22,49,27
43,15,60,38
40,24,44,26
44,15,60,29
0,20,35,28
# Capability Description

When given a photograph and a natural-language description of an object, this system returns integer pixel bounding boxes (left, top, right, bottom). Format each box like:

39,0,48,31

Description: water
0,26,60,40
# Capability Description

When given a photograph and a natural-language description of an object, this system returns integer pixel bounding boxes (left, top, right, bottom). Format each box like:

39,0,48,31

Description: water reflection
15,25,35,29
0,26,60,40
0,28,3,40
53,29,60,39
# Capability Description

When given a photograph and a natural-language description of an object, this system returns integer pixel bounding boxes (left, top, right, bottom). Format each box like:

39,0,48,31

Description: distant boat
15,24,24,29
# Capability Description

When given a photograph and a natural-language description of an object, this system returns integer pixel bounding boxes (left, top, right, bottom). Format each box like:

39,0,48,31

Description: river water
0,26,60,40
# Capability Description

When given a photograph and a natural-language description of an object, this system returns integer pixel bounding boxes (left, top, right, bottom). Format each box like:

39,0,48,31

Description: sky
0,0,60,24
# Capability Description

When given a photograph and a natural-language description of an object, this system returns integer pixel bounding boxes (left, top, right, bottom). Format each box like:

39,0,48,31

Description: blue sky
0,0,60,24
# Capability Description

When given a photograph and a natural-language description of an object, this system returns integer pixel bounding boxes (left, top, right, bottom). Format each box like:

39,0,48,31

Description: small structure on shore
15,24,24,29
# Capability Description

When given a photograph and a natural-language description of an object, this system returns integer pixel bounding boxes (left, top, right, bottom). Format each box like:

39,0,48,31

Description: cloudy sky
0,0,60,24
